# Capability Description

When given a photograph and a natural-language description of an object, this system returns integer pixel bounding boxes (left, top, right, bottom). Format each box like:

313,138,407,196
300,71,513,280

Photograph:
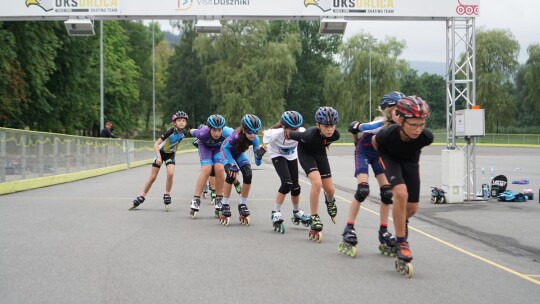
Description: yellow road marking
296,176,540,286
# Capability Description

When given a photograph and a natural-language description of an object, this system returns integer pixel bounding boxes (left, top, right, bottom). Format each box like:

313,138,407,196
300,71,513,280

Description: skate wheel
302,221,310,228
191,211,198,219
331,217,336,224
129,206,137,211
395,260,400,272
316,232,323,243
220,217,230,226
210,199,215,205
202,193,207,199
291,217,300,225
405,263,414,278
165,205,170,212
279,223,285,234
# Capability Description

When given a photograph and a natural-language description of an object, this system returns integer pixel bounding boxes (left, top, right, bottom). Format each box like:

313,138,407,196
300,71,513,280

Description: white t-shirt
262,127,305,161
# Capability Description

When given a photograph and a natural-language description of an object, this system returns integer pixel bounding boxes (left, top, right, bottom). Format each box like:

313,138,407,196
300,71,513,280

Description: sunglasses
245,130,258,135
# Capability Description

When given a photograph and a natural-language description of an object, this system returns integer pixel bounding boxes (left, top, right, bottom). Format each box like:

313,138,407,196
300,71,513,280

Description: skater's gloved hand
348,121,360,134
226,164,239,179
254,157,262,166
255,146,266,159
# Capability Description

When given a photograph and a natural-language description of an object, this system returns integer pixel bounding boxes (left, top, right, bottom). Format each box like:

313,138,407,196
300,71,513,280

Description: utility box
442,149,464,203
455,109,485,137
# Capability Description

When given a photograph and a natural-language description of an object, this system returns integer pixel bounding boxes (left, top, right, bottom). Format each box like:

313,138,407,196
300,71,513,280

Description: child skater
262,111,311,234
372,96,433,277
129,111,188,211
218,114,264,226
189,114,234,219
338,91,404,257
285,107,340,242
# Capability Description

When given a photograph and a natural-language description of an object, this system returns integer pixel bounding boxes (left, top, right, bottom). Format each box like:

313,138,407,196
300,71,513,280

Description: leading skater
372,96,433,277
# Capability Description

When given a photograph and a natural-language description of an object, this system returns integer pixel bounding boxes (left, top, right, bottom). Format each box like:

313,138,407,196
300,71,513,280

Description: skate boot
163,194,172,212
214,197,223,218
190,198,201,219
234,180,242,195
271,211,285,234
324,194,338,224
291,209,311,227
338,225,358,257
202,183,209,199
308,214,323,242
219,203,231,226
378,230,397,257
395,241,414,278
210,189,217,205
129,196,145,210
238,203,251,226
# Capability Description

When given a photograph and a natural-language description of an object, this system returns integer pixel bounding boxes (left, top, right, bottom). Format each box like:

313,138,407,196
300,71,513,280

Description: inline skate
190,198,201,219
202,183,209,199
338,225,358,257
234,180,242,195
395,241,414,278
291,209,311,227
324,194,337,224
271,211,285,234
238,203,251,225
214,197,223,218
378,230,397,256
210,189,217,205
219,203,231,226
129,196,145,211
308,214,323,242
163,194,172,211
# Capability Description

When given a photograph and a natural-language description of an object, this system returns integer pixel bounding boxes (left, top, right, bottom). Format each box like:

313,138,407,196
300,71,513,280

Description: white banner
2,0,480,20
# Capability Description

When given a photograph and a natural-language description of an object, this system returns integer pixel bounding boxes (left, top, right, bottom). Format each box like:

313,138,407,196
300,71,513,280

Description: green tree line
1,21,539,136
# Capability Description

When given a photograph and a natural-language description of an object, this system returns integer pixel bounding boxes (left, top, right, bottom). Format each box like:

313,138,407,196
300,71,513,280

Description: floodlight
64,19,95,36
195,20,222,34
319,18,347,35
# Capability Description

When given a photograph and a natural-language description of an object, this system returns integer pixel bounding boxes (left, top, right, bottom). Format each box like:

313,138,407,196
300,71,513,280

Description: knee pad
278,181,292,195
291,185,301,197
240,165,253,184
354,182,370,203
380,184,393,205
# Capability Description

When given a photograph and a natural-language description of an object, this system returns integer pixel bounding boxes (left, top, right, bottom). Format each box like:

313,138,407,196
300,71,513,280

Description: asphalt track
1,145,539,303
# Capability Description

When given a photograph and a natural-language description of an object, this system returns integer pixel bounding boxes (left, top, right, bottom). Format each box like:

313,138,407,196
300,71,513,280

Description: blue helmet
241,114,262,133
281,111,303,129
380,91,405,110
207,114,226,129
315,106,339,125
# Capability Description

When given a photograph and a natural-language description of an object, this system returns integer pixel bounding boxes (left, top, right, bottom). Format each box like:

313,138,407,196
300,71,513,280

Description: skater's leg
194,164,212,196
392,184,408,238
141,166,160,194
164,163,175,194
214,163,225,196
307,171,322,216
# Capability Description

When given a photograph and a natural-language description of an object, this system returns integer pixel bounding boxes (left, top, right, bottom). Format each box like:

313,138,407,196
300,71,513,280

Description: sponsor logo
304,0,395,14
456,0,479,15
25,0,119,13
177,0,193,10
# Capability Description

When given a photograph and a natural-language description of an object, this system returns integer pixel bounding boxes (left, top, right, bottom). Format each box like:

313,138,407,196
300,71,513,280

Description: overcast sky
158,0,538,64
342,0,539,63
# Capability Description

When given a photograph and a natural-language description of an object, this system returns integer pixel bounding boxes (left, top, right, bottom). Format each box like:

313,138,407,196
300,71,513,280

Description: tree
279,21,341,125
100,21,141,132
520,44,540,119
165,21,211,127
474,29,519,132
1,22,60,130
193,21,301,127
324,34,407,124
